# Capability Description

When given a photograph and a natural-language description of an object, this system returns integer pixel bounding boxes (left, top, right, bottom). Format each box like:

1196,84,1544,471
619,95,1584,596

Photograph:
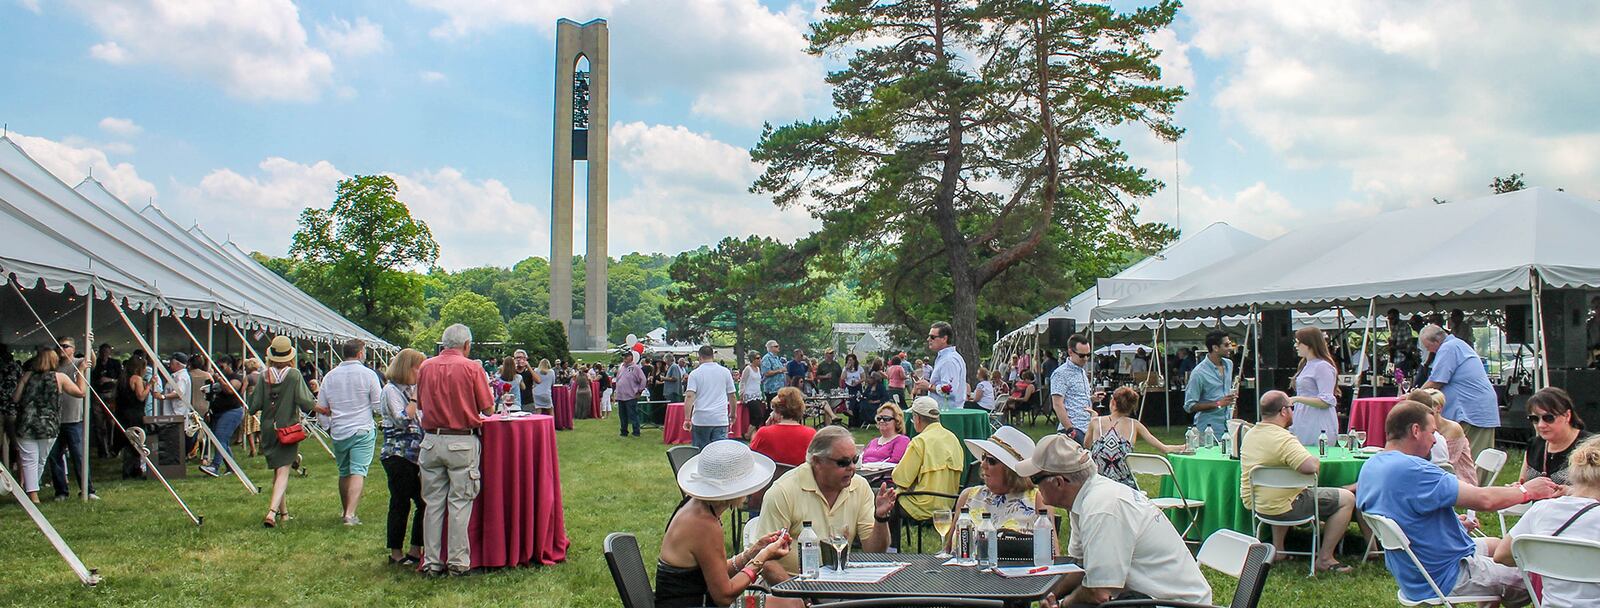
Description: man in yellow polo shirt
1240,390,1357,573
756,426,897,573
892,397,964,523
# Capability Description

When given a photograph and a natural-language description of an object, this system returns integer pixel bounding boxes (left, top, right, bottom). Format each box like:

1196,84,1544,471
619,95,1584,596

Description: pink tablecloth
468,414,569,567
589,380,603,419
551,386,574,430
663,402,749,443
1349,397,1401,447
663,402,690,445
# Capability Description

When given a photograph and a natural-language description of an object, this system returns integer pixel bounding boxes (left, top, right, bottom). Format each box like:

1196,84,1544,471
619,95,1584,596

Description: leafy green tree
289,175,439,343
753,0,1182,372
508,312,572,364
664,236,825,356
435,292,507,343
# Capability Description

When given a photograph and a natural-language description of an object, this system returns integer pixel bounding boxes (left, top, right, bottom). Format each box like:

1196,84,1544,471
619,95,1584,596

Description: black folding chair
894,491,959,553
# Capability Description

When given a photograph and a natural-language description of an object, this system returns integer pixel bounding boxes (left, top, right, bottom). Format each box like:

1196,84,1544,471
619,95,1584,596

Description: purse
276,422,307,445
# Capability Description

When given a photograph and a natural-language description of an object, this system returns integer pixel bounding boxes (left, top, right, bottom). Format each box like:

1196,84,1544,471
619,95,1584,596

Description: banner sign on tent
1095,278,1165,301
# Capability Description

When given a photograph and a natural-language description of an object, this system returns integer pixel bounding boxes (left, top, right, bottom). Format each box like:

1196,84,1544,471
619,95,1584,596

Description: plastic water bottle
798,521,820,578
1202,426,1217,449
1318,430,1328,456
1220,429,1233,458
1032,513,1054,567
1184,426,1198,451
956,508,975,566
975,512,997,569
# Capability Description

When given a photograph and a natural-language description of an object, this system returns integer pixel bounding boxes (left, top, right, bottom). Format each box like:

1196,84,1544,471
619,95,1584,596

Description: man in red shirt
416,323,494,576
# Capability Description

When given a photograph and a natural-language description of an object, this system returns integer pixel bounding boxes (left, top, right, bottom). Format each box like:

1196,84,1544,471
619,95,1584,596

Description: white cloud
11,132,158,204
67,0,335,101
1184,0,1600,209
1145,28,1194,89
606,121,817,254
317,16,387,57
419,70,447,84
411,0,828,126
169,158,547,269
88,41,128,64
18,0,40,13
98,117,142,137
1144,182,1305,239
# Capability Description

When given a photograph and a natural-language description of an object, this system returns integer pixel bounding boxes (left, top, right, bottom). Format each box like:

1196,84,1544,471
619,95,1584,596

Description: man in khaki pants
415,324,495,576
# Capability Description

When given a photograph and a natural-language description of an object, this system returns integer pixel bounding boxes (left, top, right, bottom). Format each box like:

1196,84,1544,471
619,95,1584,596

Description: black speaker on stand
1046,318,1078,350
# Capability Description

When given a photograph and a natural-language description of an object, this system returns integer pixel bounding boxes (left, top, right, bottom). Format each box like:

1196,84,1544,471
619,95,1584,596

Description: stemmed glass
826,532,850,571
1353,430,1368,449
931,509,954,558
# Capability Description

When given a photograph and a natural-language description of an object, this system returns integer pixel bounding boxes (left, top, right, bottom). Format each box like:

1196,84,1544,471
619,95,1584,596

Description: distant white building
830,323,905,358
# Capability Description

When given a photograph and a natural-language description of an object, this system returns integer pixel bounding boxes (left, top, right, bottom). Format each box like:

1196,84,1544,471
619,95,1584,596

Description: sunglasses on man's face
1528,413,1561,424
828,455,860,468
1071,350,1090,359
1029,472,1061,485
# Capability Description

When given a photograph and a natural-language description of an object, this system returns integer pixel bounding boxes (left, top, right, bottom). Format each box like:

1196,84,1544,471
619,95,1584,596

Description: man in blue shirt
1357,400,1556,605
1420,324,1499,461
1050,334,1104,444
759,340,786,403
1184,330,1236,438
786,349,810,390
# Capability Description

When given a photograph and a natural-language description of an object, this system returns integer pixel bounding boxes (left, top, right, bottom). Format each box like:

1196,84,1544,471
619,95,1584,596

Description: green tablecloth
908,409,992,478
1156,445,1367,541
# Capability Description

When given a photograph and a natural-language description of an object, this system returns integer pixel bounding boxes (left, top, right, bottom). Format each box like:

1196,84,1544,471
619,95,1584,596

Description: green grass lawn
0,416,1524,606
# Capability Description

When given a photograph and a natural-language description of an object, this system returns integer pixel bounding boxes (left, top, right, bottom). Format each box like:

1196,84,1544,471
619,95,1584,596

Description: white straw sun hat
677,440,777,502
963,426,1036,473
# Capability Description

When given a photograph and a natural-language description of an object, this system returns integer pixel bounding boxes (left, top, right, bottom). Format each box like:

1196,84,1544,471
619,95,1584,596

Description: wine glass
931,509,954,558
1353,430,1368,449
826,532,850,571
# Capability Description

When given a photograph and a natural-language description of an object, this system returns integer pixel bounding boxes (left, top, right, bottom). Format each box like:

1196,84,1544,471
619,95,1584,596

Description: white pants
601,388,614,412
419,434,480,572
16,437,56,493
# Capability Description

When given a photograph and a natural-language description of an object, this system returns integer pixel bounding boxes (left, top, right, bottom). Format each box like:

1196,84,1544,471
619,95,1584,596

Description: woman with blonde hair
529,358,554,414
953,427,1055,552
6,347,88,502
380,348,427,565
1085,386,1184,489
1494,435,1600,605
863,403,910,464
1405,388,1476,485
249,336,316,527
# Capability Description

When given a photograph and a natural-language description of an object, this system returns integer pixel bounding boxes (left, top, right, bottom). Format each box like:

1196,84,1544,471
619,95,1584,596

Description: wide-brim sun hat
964,426,1036,473
677,440,777,502
266,335,296,364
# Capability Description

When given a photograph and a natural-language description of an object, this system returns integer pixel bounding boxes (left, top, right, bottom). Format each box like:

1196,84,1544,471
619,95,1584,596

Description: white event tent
1095,187,1600,386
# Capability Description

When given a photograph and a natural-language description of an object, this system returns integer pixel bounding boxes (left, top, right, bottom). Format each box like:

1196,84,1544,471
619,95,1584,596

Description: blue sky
3,1,1597,269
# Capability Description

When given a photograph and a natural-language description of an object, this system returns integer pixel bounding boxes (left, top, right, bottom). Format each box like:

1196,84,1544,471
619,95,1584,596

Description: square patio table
771,552,1075,607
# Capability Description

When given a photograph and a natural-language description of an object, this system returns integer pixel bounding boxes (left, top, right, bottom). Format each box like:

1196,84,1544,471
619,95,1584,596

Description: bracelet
875,514,892,522
1515,483,1531,504
740,566,758,581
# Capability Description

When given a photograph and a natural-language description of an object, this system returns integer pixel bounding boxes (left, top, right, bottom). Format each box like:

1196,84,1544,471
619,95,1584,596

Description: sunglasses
827,455,860,468
874,416,896,423
926,335,941,340
1527,413,1562,424
1029,472,1061,485
981,455,1000,466
1070,350,1090,359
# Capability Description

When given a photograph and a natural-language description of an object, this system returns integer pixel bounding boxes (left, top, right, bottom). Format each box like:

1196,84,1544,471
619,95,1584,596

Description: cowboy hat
677,440,777,502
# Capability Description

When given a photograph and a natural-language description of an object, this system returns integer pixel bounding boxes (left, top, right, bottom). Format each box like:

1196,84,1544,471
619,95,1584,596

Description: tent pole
1356,300,1375,397
0,463,100,585
1531,271,1550,389
169,313,259,494
81,285,93,502
1161,316,1170,429
11,279,202,526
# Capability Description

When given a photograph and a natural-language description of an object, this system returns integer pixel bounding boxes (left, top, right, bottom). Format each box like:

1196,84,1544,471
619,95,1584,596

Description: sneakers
199,466,220,478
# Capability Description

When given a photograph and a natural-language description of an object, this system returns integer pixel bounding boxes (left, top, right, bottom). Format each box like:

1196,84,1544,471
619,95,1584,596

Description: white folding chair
1511,534,1600,608
1470,448,1528,532
1247,466,1320,577
743,515,762,548
1128,453,1205,546
1101,529,1277,608
1362,513,1499,607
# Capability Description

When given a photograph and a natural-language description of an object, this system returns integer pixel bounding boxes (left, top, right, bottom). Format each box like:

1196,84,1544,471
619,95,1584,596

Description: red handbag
276,423,307,445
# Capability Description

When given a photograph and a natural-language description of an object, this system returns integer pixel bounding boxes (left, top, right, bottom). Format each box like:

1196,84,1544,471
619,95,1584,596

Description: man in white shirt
915,321,967,410
1016,434,1212,607
155,353,194,465
315,339,382,525
683,345,738,449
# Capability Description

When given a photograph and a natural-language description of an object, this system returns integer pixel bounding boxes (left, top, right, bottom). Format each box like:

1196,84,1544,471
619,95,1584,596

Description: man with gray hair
1017,434,1211,607
1419,324,1498,460
415,323,495,576
755,425,897,574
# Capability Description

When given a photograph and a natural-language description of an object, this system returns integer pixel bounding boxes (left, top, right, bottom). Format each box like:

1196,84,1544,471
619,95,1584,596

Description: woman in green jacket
249,336,315,528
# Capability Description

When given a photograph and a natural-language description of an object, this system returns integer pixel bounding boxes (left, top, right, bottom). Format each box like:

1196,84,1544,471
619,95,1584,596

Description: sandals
263,511,277,528
1316,560,1354,574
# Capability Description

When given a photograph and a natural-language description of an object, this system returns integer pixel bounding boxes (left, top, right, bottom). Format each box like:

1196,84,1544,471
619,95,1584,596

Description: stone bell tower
549,18,608,350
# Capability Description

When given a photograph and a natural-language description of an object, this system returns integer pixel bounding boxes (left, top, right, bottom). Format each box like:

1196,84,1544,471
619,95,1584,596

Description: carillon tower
550,18,609,350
